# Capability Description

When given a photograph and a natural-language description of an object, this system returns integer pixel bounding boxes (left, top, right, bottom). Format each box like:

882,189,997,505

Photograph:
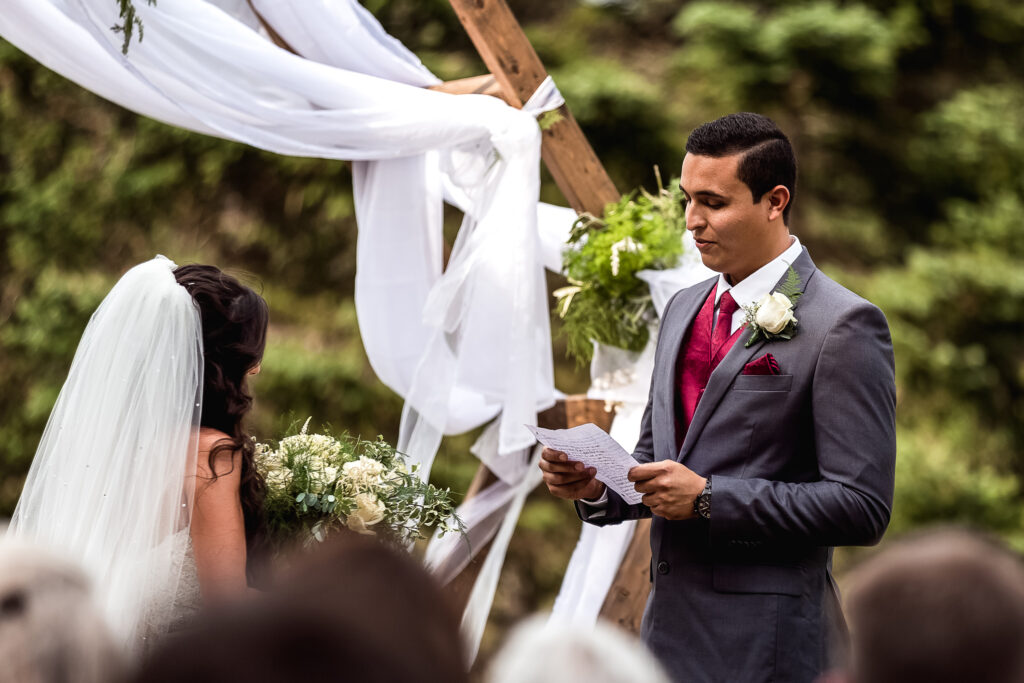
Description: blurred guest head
840,528,1024,683
487,615,670,683
132,531,467,683
0,538,123,683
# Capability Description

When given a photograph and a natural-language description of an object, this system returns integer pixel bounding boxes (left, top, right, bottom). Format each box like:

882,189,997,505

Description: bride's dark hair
174,264,269,580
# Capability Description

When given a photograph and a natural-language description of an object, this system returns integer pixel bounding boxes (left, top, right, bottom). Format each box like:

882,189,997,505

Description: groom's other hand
629,461,707,520
539,448,606,500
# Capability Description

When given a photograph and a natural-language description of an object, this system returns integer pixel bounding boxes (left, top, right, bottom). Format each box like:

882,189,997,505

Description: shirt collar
716,235,803,309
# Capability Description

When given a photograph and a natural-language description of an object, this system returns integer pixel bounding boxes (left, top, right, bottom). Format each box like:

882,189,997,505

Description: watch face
697,494,711,519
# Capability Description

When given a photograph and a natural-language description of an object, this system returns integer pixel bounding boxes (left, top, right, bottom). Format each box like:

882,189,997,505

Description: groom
540,113,896,682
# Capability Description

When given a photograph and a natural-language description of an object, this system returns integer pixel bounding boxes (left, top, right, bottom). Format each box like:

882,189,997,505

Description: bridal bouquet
256,419,462,547
555,168,688,365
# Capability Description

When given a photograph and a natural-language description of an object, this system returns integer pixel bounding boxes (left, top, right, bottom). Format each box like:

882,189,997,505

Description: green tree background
2,0,1022,660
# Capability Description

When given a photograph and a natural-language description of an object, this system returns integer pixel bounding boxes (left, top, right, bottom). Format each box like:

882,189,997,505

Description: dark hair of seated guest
842,527,1024,683
131,531,468,683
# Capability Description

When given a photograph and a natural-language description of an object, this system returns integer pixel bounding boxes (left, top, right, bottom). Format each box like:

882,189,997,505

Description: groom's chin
698,252,723,274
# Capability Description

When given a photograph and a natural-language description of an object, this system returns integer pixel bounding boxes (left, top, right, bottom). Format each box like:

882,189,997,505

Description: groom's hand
629,461,706,520
539,447,606,501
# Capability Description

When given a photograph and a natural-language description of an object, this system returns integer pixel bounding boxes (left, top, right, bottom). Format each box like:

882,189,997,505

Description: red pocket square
743,353,780,375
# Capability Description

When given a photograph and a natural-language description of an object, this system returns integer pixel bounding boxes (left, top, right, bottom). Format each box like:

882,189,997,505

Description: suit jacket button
657,561,670,575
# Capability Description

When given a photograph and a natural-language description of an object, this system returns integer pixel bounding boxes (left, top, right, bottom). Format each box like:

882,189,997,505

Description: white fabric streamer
425,476,519,586
8,257,203,652
459,446,544,665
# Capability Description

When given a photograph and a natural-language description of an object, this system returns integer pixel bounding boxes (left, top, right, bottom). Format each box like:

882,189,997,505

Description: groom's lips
695,238,715,252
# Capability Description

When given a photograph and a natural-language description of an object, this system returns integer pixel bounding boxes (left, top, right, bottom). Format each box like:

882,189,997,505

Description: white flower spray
609,236,643,276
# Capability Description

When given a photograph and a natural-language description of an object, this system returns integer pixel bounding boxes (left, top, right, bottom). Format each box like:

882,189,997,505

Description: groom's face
680,152,779,284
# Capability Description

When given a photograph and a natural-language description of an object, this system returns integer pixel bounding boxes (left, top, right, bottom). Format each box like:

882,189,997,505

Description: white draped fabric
0,0,571,660
0,0,556,473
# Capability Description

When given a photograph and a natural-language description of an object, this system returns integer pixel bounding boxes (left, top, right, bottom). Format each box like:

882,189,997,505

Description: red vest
674,285,744,450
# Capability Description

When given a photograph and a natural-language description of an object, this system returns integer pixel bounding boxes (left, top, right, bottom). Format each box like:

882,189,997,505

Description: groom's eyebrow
687,190,727,202
679,184,727,201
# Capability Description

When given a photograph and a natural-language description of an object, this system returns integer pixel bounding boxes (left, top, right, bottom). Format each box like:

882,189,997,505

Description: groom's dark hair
686,112,797,223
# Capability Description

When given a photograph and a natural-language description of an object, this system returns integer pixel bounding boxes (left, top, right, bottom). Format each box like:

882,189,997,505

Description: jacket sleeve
709,301,897,546
574,289,689,526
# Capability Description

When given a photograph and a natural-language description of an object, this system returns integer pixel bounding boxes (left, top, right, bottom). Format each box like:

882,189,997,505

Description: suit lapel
657,278,716,453
678,248,817,463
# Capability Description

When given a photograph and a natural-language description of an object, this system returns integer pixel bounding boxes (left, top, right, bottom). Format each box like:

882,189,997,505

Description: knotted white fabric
522,75,566,117
8,256,203,652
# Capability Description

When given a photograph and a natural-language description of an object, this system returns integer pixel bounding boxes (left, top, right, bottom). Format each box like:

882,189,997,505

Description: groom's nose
685,202,706,230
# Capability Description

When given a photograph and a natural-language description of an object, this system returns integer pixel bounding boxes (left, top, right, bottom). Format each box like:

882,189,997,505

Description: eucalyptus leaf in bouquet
555,168,688,365
256,419,463,548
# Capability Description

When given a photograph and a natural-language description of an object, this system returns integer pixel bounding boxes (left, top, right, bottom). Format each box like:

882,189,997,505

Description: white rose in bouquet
346,493,386,535
342,456,386,489
264,465,291,490
309,465,338,490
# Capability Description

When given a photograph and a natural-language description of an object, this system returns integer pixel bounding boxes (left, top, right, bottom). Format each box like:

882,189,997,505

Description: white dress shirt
579,235,804,509
714,235,803,334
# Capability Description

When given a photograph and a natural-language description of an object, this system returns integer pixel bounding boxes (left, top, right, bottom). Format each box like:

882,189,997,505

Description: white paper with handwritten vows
527,423,644,505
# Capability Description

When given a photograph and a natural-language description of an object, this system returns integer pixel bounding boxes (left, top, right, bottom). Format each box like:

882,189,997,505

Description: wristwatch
694,476,712,520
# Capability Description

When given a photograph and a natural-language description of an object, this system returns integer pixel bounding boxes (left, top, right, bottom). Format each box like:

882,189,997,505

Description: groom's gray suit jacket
578,248,896,683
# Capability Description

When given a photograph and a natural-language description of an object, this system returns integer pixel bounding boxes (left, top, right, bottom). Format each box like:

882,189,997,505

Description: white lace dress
167,543,203,631
137,539,203,653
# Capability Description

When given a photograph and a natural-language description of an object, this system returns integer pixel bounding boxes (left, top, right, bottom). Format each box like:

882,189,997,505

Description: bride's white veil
9,255,203,652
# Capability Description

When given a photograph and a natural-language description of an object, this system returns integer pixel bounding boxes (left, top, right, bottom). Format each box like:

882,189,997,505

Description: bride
7,255,269,653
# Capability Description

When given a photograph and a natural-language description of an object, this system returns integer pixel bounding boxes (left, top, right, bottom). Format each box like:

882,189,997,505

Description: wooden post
427,74,514,106
598,518,652,632
446,0,619,216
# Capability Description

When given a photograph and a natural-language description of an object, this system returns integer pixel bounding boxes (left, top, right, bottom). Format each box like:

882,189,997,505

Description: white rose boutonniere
742,266,802,347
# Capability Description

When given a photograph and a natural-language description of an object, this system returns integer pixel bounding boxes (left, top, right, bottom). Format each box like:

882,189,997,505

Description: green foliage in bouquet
556,170,687,365
256,419,463,548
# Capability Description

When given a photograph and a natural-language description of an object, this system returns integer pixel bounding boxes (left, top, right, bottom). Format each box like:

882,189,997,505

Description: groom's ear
765,185,790,223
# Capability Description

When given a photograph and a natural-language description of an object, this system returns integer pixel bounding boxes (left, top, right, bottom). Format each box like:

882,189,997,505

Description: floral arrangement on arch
256,419,462,548
555,169,689,365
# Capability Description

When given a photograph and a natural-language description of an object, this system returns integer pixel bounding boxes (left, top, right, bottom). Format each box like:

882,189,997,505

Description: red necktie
711,291,739,367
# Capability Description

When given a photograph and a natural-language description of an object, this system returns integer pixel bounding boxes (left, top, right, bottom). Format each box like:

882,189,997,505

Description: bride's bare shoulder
198,427,234,454
196,429,241,480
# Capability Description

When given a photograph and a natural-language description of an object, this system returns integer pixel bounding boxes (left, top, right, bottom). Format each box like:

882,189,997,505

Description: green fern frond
776,266,803,302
